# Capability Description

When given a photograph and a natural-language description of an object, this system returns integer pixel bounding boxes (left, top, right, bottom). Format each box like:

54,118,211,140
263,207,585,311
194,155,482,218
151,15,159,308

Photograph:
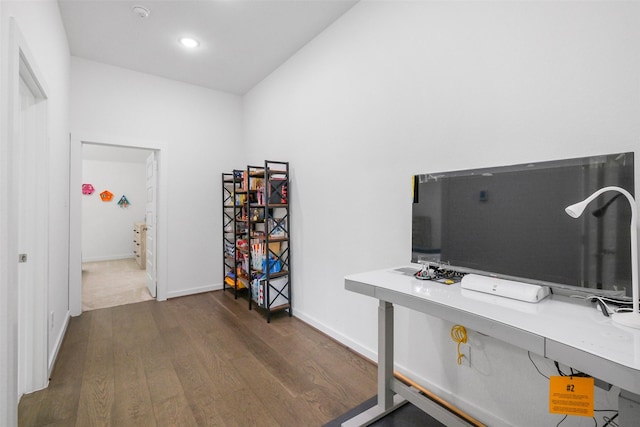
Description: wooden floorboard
18,290,377,426
75,309,115,427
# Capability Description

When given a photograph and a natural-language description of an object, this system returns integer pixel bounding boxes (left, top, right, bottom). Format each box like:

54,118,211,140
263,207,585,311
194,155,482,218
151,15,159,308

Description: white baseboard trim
166,282,223,299
294,310,377,362
390,360,509,427
293,309,509,427
82,254,135,263
48,310,70,377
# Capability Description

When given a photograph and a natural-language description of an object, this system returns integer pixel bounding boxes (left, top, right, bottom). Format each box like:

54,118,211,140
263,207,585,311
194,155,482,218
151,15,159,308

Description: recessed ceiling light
179,37,200,49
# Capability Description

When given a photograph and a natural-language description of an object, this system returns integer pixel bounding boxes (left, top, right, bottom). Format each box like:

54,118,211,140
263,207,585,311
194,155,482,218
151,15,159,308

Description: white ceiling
58,0,359,95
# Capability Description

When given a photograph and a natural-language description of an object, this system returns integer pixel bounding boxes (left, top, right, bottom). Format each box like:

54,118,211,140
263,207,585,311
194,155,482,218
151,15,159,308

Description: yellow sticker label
549,376,594,417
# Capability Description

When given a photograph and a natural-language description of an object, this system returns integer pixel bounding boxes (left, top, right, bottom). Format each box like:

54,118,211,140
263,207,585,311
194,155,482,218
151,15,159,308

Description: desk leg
341,301,407,427
378,300,394,409
619,390,640,427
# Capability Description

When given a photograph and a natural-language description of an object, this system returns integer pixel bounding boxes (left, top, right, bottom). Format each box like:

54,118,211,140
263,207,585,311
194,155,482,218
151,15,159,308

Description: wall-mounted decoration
82,183,95,195
100,190,114,202
117,195,130,208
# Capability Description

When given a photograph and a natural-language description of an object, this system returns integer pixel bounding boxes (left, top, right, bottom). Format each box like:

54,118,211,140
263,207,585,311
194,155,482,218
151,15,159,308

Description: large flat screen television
412,152,635,297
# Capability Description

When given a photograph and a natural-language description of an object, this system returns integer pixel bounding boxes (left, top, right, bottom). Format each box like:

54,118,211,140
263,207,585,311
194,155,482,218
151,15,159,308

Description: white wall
82,158,147,262
0,1,70,425
243,1,640,426
0,7,9,426
71,57,243,298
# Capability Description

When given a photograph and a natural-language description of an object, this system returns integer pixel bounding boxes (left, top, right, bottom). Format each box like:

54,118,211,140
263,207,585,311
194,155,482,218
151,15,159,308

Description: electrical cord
529,352,618,426
415,262,466,282
572,294,633,318
601,413,619,427
555,414,568,427
557,411,618,427
527,351,549,379
450,324,468,365
554,360,566,376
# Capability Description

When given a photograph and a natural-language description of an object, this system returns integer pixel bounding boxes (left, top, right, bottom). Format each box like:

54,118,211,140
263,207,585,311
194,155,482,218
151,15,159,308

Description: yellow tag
549,376,594,417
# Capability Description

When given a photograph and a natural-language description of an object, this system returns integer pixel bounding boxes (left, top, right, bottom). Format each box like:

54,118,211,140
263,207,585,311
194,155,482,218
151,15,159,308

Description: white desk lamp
565,186,640,329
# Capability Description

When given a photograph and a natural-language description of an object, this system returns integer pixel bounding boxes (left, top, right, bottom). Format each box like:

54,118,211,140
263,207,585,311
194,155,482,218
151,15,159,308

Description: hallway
18,290,377,426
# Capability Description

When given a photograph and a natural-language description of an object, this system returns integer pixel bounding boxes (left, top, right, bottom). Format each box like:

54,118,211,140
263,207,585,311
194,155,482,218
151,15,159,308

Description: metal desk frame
343,267,640,427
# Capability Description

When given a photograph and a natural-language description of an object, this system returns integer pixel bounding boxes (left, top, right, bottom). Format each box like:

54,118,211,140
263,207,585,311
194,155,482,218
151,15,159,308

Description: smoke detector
132,5,150,19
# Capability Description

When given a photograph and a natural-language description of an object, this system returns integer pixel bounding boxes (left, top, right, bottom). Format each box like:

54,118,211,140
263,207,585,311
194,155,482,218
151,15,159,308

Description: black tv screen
412,152,635,296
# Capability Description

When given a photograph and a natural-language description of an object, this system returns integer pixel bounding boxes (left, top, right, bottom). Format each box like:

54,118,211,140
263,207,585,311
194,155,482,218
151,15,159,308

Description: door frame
145,151,158,298
69,135,168,316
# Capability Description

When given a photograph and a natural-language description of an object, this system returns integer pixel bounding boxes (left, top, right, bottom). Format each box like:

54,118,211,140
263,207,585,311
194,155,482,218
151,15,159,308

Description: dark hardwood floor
19,290,377,426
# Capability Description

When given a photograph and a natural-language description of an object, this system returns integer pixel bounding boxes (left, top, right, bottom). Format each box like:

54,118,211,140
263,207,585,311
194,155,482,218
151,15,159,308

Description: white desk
343,266,640,427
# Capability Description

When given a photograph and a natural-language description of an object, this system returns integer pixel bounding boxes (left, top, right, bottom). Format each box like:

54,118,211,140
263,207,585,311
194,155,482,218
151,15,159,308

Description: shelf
266,270,289,278
247,169,286,178
248,203,289,208
268,303,290,312
223,161,291,322
223,171,248,300
251,301,291,312
254,236,288,243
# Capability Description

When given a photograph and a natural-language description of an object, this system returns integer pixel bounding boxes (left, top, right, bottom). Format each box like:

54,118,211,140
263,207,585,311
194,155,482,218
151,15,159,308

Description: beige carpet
82,258,153,311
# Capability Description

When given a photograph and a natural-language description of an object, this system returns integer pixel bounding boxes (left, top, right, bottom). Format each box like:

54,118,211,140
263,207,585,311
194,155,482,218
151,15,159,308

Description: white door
18,76,36,395
145,152,157,297
17,71,48,396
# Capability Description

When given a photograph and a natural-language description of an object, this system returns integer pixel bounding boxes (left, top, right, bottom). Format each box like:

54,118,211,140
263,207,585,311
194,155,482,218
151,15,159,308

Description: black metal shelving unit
233,169,251,296
222,170,250,298
223,161,291,322
246,161,291,322
221,172,236,296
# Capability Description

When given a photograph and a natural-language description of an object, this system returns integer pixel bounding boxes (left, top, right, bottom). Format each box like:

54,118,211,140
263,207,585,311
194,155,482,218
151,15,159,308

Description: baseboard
82,254,135,263
48,310,70,377
166,282,223,299
391,361,511,427
294,308,510,427
293,310,377,363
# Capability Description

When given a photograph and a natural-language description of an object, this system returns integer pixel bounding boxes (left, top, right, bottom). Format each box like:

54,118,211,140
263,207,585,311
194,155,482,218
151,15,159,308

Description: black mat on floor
323,396,446,427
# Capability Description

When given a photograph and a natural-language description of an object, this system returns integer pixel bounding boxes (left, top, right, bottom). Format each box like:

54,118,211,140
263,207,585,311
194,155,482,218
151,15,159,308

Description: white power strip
461,274,550,303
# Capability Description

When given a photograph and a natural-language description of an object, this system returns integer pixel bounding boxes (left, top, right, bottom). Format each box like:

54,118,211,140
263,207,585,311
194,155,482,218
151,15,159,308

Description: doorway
81,144,155,310
69,137,168,317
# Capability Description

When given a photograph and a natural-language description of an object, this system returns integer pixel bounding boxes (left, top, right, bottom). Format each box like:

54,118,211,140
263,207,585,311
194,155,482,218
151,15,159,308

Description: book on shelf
251,276,289,308
250,178,264,191
233,170,245,190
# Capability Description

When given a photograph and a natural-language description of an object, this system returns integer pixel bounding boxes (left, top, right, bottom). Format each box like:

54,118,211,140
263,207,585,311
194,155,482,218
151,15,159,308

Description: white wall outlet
459,343,471,367
50,311,54,330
